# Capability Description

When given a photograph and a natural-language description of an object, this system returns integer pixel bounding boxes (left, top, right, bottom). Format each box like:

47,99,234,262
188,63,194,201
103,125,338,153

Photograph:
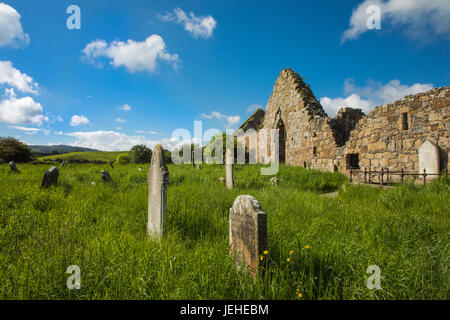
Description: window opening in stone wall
346,154,360,169
402,113,409,130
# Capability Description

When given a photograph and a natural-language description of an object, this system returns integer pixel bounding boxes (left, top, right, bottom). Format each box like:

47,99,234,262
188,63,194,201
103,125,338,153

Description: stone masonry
237,68,449,177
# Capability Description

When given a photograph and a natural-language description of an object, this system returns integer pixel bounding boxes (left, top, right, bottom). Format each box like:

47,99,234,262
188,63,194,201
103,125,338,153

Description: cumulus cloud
82,35,179,73
159,7,217,39
0,61,38,94
320,78,434,116
116,117,126,123
0,89,47,125
342,0,450,43
70,115,90,126
118,103,131,111
200,111,241,128
64,130,183,151
0,3,29,47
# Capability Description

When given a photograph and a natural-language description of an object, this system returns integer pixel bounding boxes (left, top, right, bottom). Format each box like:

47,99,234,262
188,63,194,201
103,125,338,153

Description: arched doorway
277,119,286,163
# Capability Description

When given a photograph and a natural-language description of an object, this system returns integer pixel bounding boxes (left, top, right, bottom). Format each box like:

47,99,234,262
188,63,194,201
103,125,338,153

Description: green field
38,151,126,162
0,162,448,299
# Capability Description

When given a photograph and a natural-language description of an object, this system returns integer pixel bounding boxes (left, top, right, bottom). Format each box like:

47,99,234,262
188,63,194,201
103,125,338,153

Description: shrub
116,153,130,164
0,137,33,163
129,145,152,164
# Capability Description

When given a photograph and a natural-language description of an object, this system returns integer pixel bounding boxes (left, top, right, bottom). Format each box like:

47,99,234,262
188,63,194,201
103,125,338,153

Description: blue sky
0,0,449,150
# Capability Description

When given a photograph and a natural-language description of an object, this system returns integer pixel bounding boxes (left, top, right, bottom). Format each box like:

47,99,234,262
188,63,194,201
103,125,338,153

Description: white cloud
148,131,163,135
7,125,41,135
56,115,63,122
159,7,217,39
342,0,450,43
0,3,29,47
0,60,38,94
54,131,64,135
64,130,183,151
118,103,131,111
116,117,126,123
0,88,47,125
246,104,263,114
70,115,90,126
320,78,434,116
82,35,179,73
200,111,241,129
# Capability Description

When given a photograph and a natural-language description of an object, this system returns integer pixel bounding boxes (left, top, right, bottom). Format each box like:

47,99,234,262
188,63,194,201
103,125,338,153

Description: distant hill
38,151,125,163
30,145,99,157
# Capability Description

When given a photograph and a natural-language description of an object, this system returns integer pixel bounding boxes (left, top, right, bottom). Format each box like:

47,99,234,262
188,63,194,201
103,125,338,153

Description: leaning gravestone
147,144,169,238
418,140,439,179
225,148,234,189
101,170,113,183
9,161,19,173
229,195,267,278
41,167,59,188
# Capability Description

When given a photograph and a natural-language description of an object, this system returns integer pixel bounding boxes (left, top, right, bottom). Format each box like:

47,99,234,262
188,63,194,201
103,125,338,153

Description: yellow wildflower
298,293,303,298
263,250,268,255
289,250,294,255
287,257,291,262
314,277,318,280
260,256,264,261
304,245,310,249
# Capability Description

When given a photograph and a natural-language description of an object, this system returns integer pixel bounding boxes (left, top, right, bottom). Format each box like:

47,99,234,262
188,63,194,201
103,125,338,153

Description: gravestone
418,140,439,179
101,170,113,183
225,148,234,189
60,161,67,168
9,161,19,173
229,195,267,277
41,167,59,188
147,144,169,238
270,177,279,186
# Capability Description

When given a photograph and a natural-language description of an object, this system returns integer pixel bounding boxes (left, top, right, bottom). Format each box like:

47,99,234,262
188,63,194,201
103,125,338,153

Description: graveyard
0,157,448,300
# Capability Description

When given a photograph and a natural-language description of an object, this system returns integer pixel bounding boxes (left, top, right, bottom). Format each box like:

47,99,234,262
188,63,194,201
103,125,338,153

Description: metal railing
349,167,448,185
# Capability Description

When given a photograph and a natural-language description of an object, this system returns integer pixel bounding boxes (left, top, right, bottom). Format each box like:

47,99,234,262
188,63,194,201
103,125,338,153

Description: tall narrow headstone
9,161,19,173
225,148,234,189
41,167,59,188
101,170,113,183
229,195,267,277
419,140,439,179
147,144,169,238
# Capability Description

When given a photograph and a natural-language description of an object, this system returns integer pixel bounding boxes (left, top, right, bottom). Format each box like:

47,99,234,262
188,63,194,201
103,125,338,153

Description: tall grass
0,163,448,299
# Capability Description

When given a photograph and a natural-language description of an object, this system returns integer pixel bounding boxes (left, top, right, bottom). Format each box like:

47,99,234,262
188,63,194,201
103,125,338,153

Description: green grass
38,151,125,162
0,163,448,300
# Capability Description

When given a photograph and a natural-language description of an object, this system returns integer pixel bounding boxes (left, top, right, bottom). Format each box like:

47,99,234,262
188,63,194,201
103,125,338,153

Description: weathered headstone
9,161,19,173
41,167,59,188
270,177,279,186
418,140,439,179
59,161,66,169
229,195,267,277
225,148,234,189
147,144,169,238
101,170,113,183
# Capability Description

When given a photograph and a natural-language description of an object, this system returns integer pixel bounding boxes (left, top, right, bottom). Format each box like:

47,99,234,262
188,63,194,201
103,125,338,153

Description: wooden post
401,168,404,183
423,168,427,185
381,168,384,186
350,168,353,182
364,168,367,183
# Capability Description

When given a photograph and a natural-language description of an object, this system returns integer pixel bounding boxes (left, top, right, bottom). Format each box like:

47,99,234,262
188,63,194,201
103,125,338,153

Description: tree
129,145,152,164
116,153,130,164
0,137,33,163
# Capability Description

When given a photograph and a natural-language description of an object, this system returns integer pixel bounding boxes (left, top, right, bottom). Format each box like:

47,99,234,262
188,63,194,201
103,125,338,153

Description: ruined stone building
237,68,449,179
